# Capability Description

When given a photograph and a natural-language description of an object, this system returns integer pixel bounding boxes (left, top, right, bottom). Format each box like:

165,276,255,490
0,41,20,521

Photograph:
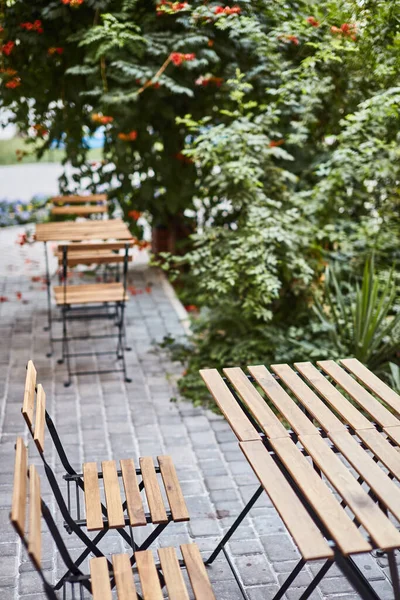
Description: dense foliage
1,0,399,404
158,1,400,404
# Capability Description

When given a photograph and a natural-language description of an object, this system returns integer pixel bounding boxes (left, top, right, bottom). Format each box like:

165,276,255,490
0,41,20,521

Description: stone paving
0,226,396,600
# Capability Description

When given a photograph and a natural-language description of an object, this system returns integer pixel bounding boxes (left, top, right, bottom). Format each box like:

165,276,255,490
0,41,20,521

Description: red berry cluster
195,75,223,87
306,16,319,27
1,41,15,56
92,113,114,125
331,23,356,39
278,34,299,46
128,210,142,220
33,124,48,137
5,77,21,88
62,0,84,6
20,20,43,33
48,47,64,55
118,130,138,141
214,5,241,15
176,152,193,164
156,1,188,15
170,52,195,66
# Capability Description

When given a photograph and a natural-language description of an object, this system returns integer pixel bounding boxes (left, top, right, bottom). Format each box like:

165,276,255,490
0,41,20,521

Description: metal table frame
203,371,400,600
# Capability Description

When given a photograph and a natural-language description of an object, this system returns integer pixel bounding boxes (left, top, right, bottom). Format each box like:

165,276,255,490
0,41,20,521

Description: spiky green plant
314,256,400,371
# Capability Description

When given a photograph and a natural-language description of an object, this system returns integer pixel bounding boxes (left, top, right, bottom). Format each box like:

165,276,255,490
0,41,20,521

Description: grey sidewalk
0,227,395,600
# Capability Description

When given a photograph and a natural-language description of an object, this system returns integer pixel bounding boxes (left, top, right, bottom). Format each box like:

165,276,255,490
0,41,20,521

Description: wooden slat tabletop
240,440,333,560
341,358,400,415
35,218,132,242
223,367,290,439
200,359,400,558
318,360,399,428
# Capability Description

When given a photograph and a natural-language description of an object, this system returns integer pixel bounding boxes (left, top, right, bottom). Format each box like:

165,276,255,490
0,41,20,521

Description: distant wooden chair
53,241,134,385
49,194,108,218
11,437,216,599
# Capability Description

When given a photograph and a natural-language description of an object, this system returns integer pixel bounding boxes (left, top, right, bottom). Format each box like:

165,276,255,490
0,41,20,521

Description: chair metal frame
57,242,131,386
22,378,184,592
204,375,400,600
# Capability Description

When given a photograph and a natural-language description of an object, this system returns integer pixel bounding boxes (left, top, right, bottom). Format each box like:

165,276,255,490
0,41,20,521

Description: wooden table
200,358,400,600
35,219,133,354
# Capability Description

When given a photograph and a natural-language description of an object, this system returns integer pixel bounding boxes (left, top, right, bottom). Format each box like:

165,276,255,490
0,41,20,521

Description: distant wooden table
35,219,133,353
200,358,400,600
35,218,131,242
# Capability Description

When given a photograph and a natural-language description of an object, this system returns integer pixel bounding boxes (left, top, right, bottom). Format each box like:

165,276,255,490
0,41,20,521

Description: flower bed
0,196,49,227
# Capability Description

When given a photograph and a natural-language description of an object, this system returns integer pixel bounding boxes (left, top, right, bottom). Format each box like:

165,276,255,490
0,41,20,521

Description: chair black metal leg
60,308,72,386
335,553,382,600
271,558,306,600
205,484,264,565
44,242,54,356
297,559,333,600
118,303,131,382
54,529,108,590
388,550,400,600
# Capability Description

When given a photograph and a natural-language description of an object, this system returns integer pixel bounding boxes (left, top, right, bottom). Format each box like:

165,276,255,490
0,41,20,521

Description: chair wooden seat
56,249,133,267
83,456,190,531
91,544,216,600
53,283,128,305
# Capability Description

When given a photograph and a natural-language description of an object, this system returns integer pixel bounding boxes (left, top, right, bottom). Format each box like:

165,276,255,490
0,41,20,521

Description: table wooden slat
83,462,103,531
139,457,168,524
341,358,400,415
384,426,400,446
112,553,138,600
356,428,400,481
240,440,333,560
136,550,163,600
328,430,400,522
300,434,400,551
158,456,189,522
120,459,147,527
158,547,190,600
269,363,348,434
102,460,125,529
249,364,333,436
295,362,374,431
223,367,290,440
270,437,371,555
35,219,132,242
90,557,112,600
200,369,260,442
318,360,399,428
181,544,216,600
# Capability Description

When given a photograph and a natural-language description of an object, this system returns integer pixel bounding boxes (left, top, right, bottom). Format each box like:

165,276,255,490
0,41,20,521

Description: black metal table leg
205,484,263,565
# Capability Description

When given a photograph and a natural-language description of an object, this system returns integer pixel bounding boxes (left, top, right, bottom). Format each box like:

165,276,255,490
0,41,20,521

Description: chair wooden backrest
11,438,42,570
50,194,108,217
22,361,46,454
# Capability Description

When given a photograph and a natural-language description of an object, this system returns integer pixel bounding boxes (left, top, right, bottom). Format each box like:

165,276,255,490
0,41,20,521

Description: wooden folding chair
21,361,191,592
53,241,134,385
49,194,108,218
11,438,216,599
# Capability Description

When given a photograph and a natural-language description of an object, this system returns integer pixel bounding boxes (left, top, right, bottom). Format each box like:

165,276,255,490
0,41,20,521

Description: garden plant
1,0,399,406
